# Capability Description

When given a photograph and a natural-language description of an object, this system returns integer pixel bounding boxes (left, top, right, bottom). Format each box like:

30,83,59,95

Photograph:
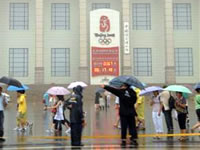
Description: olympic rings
98,37,112,45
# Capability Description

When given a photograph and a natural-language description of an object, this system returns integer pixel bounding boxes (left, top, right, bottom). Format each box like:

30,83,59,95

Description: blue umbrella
7,85,29,91
139,86,163,96
194,82,200,90
109,75,144,89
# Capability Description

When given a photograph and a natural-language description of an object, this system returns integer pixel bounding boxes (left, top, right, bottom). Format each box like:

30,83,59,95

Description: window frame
51,3,70,30
51,48,70,77
91,3,110,10
9,3,29,30
173,3,192,30
133,48,152,76
9,48,29,77
132,3,151,30
175,48,193,76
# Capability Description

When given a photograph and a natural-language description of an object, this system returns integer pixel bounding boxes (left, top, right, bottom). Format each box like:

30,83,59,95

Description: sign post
90,9,120,84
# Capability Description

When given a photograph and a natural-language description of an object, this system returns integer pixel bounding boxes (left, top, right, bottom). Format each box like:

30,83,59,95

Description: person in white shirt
0,86,8,142
150,91,163,139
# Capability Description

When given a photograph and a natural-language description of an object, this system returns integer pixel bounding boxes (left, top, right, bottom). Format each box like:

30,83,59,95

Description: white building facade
0,0,199,84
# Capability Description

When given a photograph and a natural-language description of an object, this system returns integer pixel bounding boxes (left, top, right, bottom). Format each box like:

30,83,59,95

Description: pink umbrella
47,86,70,95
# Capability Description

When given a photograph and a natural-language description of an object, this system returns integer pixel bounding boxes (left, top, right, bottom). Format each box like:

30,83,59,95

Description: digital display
92,47,119,76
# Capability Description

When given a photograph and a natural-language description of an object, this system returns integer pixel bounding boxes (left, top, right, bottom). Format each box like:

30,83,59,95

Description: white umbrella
68,81,87,89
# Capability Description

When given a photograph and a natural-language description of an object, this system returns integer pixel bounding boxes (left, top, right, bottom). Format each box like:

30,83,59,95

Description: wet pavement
1,85,200,149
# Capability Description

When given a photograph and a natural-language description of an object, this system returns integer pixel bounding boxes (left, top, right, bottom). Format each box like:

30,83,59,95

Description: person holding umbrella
48,95,70,133
46,86,71,133
6,85,33,131
164,85,192,141
0,86,8,142
66,85,85,146
101,83,138,146
150,90,163,139
14,90,32,131
175,92,187,141
140,86,164,133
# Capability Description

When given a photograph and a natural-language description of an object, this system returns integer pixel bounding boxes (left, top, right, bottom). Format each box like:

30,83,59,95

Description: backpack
168,95,175,110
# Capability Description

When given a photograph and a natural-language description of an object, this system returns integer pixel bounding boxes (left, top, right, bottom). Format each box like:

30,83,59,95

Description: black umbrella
0,76,22,87
109,75,144,89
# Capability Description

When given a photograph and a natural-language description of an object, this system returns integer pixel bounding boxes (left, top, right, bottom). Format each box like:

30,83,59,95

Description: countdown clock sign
90,9,120,84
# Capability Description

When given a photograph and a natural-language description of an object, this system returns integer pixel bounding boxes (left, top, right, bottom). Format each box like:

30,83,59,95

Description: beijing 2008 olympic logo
98,37,112,45
100,16,110,32
98,16,112,45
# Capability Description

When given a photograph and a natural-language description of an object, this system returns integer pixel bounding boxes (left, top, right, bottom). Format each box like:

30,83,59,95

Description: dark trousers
120,115,137,140
163,110,173,133
55,120,62,131
0,111,4,137
71,123,82,146
178,113,187,130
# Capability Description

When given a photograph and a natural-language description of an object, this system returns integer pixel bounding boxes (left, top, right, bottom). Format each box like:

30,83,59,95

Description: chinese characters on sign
124,22,130,54
92,47,119,76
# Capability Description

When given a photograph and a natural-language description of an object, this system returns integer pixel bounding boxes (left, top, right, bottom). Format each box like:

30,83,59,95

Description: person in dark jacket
102,84,138,146
94,92,100,110
66,86,85,146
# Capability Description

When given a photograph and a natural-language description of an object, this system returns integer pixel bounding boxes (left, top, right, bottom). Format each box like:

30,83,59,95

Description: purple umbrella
139,86,163,96
47,86,70,95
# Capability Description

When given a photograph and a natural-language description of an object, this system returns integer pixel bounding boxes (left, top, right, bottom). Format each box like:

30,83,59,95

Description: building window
133,48,152,76
51,48,70,77
10,3,29,30
132,3,151,30
173,3,192,30
9,48,28,77
51,3,70,30
175,48,193,76
92,3,110,10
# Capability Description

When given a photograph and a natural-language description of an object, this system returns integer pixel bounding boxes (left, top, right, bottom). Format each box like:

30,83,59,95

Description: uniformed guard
66,86,85,147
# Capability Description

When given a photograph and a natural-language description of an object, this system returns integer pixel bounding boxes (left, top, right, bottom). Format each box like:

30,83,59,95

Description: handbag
51,108,56,113
175,102,187,113
51,103,57,113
